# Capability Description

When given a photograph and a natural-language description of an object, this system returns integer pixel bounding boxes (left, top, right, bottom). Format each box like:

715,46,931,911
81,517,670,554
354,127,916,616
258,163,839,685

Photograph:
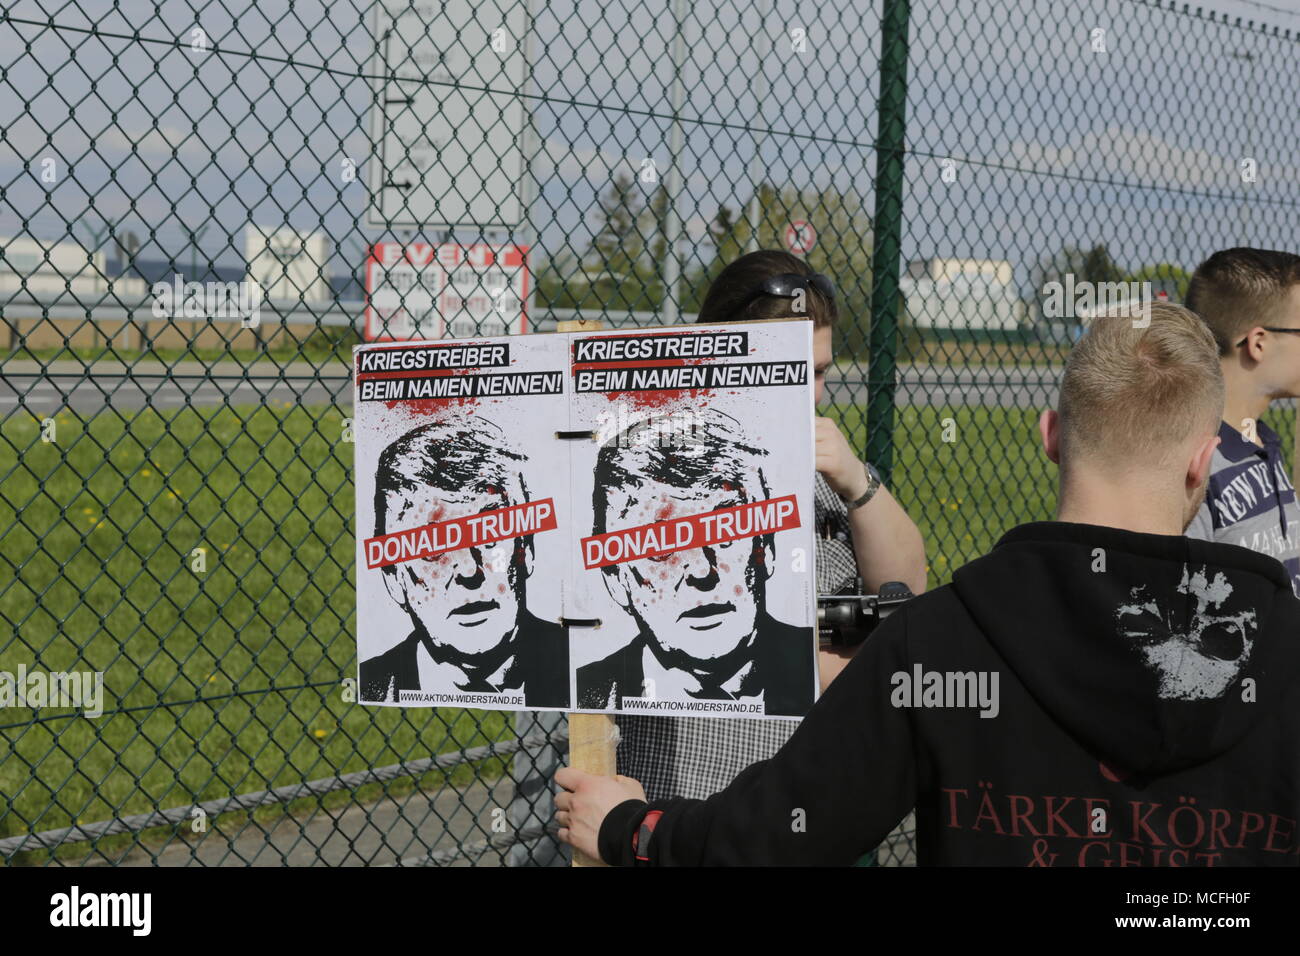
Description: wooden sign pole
556,317,617,867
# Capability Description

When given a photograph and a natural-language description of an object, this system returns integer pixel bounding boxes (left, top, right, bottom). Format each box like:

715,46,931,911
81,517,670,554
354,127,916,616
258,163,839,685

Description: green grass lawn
0,405,509,862
7,398,1283,860
836,403,1294,590
828,404,1059,589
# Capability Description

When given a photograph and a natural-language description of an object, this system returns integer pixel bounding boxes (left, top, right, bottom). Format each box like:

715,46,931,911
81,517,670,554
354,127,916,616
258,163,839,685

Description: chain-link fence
1,0,1295,865
892,0,1300,590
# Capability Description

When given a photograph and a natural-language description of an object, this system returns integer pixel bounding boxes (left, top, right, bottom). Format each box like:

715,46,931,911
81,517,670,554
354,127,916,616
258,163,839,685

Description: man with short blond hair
1057,302,1224,475
1184,248,1300,597
556,303,1300,867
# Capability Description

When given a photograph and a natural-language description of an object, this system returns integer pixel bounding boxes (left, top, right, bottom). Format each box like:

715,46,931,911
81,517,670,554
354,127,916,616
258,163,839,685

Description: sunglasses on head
1235,327,1300,348
740,273,835,312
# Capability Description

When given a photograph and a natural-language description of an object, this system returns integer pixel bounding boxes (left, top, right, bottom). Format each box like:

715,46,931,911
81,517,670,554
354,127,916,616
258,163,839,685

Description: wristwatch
840,461,882,511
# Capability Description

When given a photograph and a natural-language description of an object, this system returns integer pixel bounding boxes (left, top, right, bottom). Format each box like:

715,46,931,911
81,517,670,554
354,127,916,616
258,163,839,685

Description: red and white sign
784,220,817,256
352,319,819,718
580,495,800,569
364,242,530,341
364,498,557,570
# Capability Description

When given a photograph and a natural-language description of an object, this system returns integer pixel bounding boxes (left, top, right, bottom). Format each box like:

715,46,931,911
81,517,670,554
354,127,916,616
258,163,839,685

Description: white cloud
532,140,637,182
94,124,209,159
683,214,711,240
1003,123,1299,192
532,138,718,194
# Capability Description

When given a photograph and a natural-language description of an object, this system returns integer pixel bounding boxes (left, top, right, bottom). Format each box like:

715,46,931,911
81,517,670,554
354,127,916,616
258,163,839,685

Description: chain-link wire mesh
892,0,1300,590
1,0,1295,865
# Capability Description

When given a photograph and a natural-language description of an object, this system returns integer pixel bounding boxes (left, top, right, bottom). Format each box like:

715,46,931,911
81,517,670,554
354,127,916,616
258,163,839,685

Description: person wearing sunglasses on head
607,249,926,846
1185,248,1300,598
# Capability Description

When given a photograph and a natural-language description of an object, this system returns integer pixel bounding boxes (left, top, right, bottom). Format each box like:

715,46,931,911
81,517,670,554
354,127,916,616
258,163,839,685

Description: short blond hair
1058,302,1224,471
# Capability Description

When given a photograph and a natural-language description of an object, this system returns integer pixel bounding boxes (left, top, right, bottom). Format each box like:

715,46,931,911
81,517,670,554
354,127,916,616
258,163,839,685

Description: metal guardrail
0,288,692,334
0,730,568,861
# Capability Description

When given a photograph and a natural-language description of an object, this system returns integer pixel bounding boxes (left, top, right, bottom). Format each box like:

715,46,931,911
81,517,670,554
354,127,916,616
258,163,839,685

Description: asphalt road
1,360,1064,415
1,360,352,415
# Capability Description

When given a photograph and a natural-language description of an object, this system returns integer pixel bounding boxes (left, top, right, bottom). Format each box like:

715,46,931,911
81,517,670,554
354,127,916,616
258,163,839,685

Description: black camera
817,581,915,648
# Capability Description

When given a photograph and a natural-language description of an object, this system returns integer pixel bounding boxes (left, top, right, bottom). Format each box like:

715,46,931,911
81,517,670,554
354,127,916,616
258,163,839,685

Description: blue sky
0,0,1296,297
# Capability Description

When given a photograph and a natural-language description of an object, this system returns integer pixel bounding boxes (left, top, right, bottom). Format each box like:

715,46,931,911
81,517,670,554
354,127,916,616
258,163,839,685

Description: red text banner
581,494,799,569
364,498,557,570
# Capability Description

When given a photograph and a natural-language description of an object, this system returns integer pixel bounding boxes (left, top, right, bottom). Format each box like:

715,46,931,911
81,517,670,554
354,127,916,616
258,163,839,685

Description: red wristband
632,810,664,863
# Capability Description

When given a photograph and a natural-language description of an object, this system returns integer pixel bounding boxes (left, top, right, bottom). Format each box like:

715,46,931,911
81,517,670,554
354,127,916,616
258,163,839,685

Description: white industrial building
900,257,1026,333
245,226,331,303
0,236,143,298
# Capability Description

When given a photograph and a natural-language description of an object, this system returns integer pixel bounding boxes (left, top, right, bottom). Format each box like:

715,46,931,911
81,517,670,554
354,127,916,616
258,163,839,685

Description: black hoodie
598,522,1300,866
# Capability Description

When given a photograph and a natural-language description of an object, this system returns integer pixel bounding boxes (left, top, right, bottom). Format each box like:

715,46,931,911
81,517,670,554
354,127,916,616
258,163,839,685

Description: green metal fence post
866,0,911,484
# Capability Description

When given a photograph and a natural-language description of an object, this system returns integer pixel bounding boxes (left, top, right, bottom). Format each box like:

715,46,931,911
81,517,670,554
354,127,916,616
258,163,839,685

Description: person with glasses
1185,248,1300,597
610,249,926,847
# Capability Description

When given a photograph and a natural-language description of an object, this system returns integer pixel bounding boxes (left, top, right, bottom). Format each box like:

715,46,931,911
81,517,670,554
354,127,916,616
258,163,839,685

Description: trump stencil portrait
575,408,816,717
358,418,569,708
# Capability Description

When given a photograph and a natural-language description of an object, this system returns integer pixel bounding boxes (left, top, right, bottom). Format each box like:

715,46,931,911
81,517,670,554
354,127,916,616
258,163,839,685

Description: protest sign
353,320,817,718
353,334,570,710
566,321,818,718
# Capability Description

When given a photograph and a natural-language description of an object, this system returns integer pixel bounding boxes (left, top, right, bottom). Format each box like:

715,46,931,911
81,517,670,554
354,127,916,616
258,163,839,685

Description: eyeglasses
1234,327,1300,347
740,273,835,313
